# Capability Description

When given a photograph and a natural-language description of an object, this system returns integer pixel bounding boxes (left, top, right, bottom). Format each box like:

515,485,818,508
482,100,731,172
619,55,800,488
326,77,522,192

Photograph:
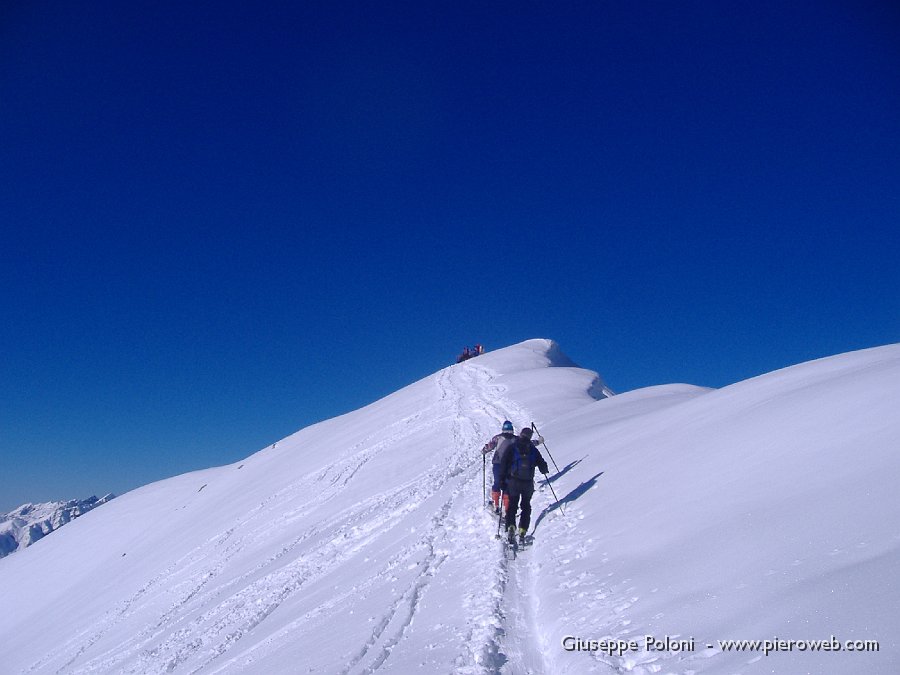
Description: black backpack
509,442,538,481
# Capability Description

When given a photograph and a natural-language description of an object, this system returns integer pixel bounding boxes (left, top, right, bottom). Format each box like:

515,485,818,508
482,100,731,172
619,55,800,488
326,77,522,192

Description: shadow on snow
532,471,604,535
539,458,585,487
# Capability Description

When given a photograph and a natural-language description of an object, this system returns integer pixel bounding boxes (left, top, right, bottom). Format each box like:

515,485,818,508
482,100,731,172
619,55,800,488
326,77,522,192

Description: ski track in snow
458,365,549,675
25,362,557,675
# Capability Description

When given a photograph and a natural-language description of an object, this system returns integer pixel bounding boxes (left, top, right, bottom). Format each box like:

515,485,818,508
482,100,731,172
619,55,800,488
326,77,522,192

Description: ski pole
482,454,486,506
549,480,565,516
531,422,561,474
543,473,566,516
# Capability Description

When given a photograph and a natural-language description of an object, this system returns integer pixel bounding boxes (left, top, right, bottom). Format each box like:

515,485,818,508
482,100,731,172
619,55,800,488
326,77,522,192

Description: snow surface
1,338,897,674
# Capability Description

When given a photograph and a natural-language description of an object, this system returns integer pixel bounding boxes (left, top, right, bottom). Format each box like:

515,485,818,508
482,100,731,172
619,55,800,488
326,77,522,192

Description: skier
481,420,517,513
499,427,549,544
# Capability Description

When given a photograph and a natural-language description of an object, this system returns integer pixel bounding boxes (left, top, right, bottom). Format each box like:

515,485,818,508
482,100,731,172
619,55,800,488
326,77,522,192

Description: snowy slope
1,339,897,675
0,495,115,558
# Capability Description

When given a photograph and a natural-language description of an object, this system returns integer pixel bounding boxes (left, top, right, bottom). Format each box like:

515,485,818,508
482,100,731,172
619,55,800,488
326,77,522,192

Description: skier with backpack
481,420,517,514
499,426,549,545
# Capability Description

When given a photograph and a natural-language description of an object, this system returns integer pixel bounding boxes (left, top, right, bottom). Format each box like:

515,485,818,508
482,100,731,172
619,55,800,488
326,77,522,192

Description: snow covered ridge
0,494,115,558
0,339,898,674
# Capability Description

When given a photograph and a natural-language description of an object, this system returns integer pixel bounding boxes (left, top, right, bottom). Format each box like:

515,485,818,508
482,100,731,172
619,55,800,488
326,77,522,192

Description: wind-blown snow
1,338,897,674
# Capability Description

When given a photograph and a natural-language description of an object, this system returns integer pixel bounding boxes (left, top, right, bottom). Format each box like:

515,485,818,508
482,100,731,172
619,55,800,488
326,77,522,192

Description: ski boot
507,525,517,545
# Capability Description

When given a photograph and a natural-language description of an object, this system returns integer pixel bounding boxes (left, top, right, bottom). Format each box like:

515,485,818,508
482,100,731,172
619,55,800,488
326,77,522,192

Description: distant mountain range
0,494,115,558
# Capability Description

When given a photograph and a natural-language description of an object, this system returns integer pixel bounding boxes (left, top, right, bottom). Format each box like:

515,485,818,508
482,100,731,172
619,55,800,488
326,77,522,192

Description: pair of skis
487,500,532,559
501,530,532,560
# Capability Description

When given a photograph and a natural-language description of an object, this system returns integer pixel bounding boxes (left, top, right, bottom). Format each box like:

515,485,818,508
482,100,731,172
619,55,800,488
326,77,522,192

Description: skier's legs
491,464,503,509
504,481,522,530
518,481,535,532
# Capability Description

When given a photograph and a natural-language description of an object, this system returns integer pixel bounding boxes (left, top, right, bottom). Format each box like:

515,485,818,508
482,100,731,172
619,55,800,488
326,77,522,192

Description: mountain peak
0,494,115,558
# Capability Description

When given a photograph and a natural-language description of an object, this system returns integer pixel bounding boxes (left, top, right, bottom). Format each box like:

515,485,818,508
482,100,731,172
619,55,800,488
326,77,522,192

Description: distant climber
481,420,517,514
456,344,485,363
499,427,549,545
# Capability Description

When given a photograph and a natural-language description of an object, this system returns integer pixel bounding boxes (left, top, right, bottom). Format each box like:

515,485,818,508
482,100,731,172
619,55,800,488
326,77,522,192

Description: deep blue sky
2,1,898,511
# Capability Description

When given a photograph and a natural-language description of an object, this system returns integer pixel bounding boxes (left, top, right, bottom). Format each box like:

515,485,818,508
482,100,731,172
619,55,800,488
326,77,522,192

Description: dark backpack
509,442,538,481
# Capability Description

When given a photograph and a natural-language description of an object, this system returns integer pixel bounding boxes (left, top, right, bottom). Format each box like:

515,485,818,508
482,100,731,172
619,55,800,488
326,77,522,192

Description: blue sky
2,1,898,511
